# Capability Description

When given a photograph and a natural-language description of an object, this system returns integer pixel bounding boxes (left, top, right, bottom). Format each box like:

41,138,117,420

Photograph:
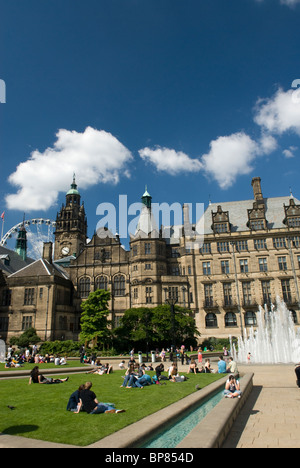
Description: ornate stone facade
0,176,299,343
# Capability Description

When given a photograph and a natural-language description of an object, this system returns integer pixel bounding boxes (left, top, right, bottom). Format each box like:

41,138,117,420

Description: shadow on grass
2,425,39,435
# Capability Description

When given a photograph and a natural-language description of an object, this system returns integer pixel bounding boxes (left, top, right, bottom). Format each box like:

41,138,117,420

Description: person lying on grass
74,381,125,414
29,366,69,385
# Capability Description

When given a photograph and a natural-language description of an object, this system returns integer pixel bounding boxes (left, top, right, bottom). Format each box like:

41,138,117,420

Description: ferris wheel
0,218,56,260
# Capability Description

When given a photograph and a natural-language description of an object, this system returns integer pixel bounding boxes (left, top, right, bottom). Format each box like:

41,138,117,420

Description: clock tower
54,175,88,260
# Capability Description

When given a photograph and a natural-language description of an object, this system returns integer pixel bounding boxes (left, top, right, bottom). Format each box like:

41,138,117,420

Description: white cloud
138,146,203,175
282,145,298,158
200,132,260,189
6,127,133,211
280,0,300,6
255,0,300,6
254,88,300,135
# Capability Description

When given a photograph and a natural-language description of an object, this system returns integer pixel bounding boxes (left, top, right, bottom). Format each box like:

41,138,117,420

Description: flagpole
1,213,5,243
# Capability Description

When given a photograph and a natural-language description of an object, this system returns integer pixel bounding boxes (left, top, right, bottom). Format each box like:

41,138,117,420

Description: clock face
61,246,70,256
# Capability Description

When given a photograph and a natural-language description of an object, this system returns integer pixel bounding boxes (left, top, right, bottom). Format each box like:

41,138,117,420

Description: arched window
290,310,298,324
225,312,237,327
114,275,125,296
95,275,108,291
79,277,90,299
245,311,257,326
205,313,218,328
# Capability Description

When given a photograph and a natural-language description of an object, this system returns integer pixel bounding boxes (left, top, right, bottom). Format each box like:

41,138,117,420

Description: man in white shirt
227,357,238,374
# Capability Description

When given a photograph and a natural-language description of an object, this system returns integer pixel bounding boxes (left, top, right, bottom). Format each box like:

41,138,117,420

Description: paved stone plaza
222,363,300,448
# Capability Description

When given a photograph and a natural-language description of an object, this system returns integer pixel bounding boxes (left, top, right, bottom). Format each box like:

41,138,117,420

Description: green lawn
0,370,223,446
0,360,87,372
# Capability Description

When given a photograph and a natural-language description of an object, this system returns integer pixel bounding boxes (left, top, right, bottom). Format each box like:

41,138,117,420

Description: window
79,277,90,299
215,222,228,233
144,243,151,255
240,259,249,273
204,284,213,307
273,237,286,249
146,286,152,304
291,236,300,248
95,276,108,291
223,283,232,306
217,242,229,253
250,220,265,230
188,265,192,275
167,287,179,301
0,317,9,331
278,256,287,271
206,313,218,328
203,262,211,275
236,240,248,251
288,217,300,227
200,243,211,254
145,263,152,270
39,288,43,300
225,312,237,327
245,311,257,326
242,282,252,306
281,279,292,303
298,255,300,269
133,288,138,299
132,245,138,257
171,266,180,276
2,289,11,306
261,280,271,305
24,288,35,306
254,238,267,250
290,310,298,324
259,258,268,272
221,260,230,274
171,248,180,258
22,316,33,330
114,275,126,296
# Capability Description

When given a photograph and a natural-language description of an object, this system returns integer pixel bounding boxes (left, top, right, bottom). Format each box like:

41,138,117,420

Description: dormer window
283,198,300,229
212,206,230,234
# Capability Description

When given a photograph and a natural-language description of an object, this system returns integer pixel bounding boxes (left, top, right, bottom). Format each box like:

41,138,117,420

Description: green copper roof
67,174,80,196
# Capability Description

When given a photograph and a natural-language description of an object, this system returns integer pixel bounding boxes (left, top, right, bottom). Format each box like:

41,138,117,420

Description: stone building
0,175,299,344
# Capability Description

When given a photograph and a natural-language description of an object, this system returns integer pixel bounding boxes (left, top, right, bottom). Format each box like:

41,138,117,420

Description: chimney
43,242,53,264
251,177,264,203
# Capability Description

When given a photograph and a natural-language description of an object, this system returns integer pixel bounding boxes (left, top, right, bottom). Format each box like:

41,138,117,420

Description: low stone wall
89,373,254,449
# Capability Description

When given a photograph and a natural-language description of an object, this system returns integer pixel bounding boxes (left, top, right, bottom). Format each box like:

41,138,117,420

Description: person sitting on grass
29,366,69,385
67,384,85,412
187,358,198,374
75,381,125,414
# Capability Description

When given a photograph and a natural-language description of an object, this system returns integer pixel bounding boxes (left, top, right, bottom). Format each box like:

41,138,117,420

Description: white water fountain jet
232,297,300,364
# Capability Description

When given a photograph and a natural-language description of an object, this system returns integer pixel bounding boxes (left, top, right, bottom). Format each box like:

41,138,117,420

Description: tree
9,328,41,348
80,289,111,347
117,305,200,350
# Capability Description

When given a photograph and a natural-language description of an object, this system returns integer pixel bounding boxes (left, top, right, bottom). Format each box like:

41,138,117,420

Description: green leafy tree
80,289,111,347
9,327,41,348
117,305,200,349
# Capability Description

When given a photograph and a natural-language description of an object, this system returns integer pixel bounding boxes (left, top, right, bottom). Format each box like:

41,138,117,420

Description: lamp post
230,242,244,338
287,237,300,310
164,287,179,365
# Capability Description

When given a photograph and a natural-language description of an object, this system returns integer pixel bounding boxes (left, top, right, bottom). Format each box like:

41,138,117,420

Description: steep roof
0,246,34,276
8,258,69,280
203,196,300,234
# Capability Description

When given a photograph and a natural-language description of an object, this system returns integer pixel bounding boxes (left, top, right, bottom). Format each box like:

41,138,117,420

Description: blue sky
1,0,300,251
